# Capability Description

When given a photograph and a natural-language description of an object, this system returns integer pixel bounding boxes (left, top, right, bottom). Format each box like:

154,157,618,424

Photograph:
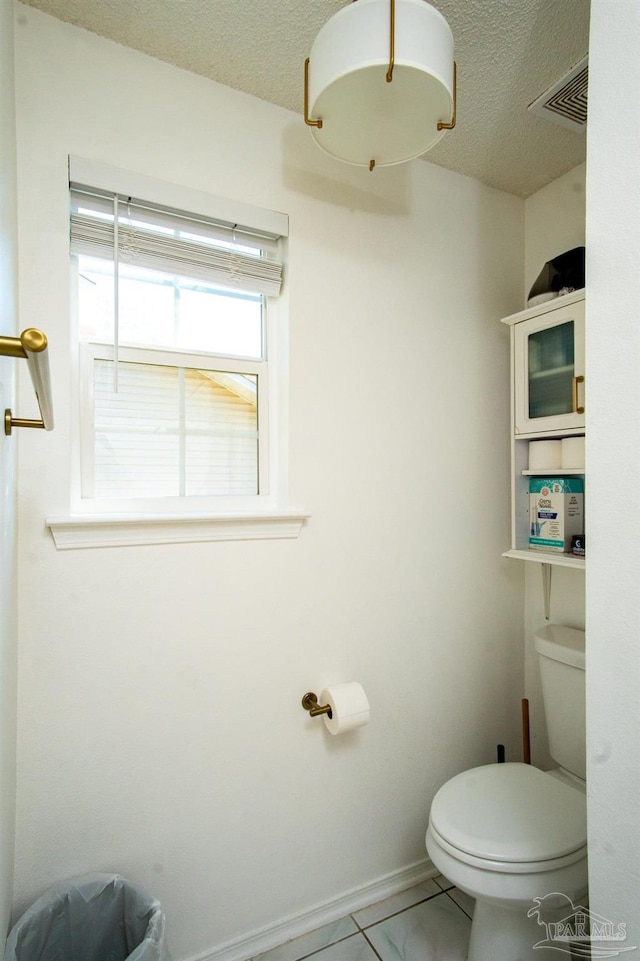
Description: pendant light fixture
304,0,456,170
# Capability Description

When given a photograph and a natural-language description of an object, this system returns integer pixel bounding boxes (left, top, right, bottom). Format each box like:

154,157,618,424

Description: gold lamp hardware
386,0,395,83
437,60,457,131
304,58,323,128
1,327,54,435
572,374,585,414
301,692,332,718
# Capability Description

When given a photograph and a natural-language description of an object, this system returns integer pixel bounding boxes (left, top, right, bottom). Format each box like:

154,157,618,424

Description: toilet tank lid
535,624,585,669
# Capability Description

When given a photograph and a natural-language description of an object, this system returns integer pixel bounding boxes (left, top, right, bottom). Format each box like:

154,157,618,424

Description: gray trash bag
4,873,171,961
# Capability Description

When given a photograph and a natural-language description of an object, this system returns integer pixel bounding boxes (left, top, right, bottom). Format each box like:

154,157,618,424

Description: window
47,160,306,548
71,166,285,508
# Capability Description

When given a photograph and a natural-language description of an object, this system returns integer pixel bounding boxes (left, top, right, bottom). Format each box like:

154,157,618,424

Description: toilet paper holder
301,692,333,719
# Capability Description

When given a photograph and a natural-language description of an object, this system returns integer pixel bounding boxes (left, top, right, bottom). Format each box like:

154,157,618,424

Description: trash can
5,873,170,961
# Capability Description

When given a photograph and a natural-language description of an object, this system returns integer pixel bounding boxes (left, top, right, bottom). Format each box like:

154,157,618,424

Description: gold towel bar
1,328,54,435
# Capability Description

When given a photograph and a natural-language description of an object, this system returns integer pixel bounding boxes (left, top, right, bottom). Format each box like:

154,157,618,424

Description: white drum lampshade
305,0,455,169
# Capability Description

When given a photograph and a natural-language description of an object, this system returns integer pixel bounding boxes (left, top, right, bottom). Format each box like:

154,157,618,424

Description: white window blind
70,185,284,297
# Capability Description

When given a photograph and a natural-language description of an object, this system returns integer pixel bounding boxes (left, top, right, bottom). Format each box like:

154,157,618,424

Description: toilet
425,624,587,961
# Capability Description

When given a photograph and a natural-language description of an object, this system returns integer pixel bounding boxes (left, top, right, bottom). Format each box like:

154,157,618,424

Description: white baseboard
182,858,437,961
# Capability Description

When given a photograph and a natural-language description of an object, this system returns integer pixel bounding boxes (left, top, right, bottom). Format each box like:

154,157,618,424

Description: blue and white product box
529,477,584,552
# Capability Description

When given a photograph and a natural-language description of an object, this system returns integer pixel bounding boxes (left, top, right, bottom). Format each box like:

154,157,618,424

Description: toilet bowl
425,625,587,961
426,762,587,960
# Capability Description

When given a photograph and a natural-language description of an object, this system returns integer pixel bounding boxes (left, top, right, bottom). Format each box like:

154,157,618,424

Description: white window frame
78,341,269,510
46,158,308,549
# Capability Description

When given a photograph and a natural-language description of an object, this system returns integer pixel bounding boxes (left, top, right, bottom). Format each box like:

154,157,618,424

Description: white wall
12,7,524,959
523,12,640,942
524,163,586,300
0,0,19,940
523,165,586,768
586,0,640,947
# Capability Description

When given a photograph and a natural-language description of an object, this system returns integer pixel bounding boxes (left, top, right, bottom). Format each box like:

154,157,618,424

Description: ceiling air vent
528,56,588,133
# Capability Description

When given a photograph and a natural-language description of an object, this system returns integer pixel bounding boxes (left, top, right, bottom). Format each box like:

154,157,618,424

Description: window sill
46,510,310,550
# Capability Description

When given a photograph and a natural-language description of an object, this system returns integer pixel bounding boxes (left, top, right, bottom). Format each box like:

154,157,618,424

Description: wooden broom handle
522,698,531,764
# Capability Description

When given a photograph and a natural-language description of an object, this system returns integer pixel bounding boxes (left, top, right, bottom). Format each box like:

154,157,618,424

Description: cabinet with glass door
511,291,584,436
502,289,585,573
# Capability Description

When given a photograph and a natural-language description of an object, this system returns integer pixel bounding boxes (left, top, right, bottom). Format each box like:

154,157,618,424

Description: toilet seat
429,762,586,865
427,822,587,875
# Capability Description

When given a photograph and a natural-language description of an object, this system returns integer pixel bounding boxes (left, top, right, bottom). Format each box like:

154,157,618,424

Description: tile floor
253,877,475,961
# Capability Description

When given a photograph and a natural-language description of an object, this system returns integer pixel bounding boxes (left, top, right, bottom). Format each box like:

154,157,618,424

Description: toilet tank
535,624,586,780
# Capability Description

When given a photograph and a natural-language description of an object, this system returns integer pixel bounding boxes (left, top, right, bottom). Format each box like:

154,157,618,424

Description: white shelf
503,549,585,570
501,288,585,327
521,468,584,476
515,428,584,440
503,294,587,615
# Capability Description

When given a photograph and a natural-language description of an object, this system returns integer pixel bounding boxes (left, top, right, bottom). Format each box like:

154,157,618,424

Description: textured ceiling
20,0,591,197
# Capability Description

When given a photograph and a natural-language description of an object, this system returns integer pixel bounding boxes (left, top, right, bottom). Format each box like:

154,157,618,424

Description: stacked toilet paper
528,440,562,470
528,437,584,471
560,437,585,469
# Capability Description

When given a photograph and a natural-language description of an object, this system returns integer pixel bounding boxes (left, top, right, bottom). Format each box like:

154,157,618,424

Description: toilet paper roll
528,440,562,471
561,436,585,469
320,682,370,736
